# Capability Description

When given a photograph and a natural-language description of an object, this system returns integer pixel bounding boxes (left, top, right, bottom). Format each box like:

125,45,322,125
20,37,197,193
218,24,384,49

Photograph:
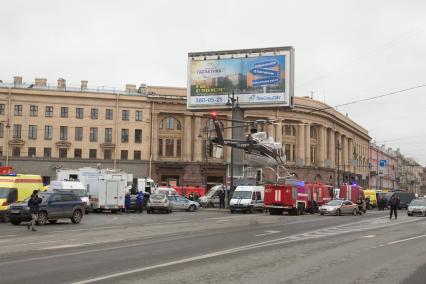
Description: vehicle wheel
188,205,196,212
147,210,151,214
336,209,341,216
71,210,83,224
37,211,48,225
49,220,58,224
320,213,324,216
1,215,10,223
169,209,173,213
207,202,214,208
230,209,235,214
352,209,357,216
407,213,412,216
11,220,21,225
300,206,305,215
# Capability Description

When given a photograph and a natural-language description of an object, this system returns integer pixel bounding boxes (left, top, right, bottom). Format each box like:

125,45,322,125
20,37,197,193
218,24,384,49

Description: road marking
48,226,119,234
387,234,426,245
0,234,17,239
359,235,375,239
39,239,127,251
255,230,280,237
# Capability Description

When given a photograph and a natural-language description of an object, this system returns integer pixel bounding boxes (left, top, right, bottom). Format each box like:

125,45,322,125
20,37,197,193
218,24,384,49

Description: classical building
369,143,398,190
0,76,371,187
395,151,423,194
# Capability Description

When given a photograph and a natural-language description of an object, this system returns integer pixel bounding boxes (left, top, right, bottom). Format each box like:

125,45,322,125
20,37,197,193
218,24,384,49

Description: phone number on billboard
195,97,224,104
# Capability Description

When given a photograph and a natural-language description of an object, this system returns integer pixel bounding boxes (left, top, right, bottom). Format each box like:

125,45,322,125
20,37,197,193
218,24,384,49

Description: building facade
395,151,423,195
0,77,371,187
369,144,398,190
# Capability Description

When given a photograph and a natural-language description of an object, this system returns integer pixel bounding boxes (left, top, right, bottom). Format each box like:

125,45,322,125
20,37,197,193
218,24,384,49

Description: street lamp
225,92,239,208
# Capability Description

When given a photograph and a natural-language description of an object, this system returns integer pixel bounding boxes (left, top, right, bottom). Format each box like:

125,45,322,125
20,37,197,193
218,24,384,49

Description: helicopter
209,112,286,167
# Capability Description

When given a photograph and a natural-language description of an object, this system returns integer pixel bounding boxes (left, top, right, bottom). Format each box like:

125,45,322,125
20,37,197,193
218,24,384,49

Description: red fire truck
265,182,334,215
336,184,364,203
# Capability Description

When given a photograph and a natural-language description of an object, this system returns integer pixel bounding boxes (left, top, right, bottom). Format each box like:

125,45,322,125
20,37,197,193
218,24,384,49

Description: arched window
310,127,317,139
159,117,181,130
283,125,296,136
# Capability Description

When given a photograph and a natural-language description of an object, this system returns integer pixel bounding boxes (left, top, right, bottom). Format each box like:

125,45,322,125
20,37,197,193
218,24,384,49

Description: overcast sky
1,0,425,165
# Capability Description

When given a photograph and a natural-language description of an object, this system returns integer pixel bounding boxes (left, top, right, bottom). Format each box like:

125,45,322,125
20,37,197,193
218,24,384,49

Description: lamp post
225,92,239,208
336,141,342,187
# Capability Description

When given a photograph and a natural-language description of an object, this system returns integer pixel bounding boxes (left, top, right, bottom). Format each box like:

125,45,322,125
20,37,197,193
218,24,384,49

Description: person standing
389,194,398,219
136,191,144,214
219,189,225,209
124,192,131,213
27,190,42,232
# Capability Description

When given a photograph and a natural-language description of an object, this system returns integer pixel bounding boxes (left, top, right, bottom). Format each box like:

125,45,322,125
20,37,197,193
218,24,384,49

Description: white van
50,180,91,213
229,186,265,213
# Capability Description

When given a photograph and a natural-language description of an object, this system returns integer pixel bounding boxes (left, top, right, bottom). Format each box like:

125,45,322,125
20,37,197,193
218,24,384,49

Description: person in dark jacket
136,191,144,213
219,190,225,209
27,190,42,231
389,194,399,219
124,192,131,213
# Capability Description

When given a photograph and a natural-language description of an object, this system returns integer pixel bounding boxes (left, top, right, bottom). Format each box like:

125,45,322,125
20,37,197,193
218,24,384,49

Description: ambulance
0,167,44,222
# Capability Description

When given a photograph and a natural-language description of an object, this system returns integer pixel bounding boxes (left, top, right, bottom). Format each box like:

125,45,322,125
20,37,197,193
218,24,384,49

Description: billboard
187,47,294,110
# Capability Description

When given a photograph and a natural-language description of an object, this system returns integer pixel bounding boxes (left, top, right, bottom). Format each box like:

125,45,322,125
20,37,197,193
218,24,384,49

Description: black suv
8,191,85,225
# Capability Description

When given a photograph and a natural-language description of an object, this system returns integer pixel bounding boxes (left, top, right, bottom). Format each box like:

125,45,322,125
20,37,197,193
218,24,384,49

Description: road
0,209,425,284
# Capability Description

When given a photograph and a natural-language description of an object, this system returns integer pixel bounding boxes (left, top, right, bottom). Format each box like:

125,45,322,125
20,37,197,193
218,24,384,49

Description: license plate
11,210,20,214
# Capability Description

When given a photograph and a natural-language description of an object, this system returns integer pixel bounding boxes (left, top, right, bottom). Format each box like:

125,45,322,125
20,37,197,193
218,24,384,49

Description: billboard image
187,47,294,110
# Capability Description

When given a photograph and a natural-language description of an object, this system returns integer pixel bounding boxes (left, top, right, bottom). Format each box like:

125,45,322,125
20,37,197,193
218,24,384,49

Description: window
122,110,129,121
0,123,4,138
43,148,51,158
284,144,295,162
89,149,97,159
91,108,98,119
166,139,174,156
176,139,181,157
45,106,53,117
12,147,20,157
104,149,112,160
76,108,84,119
44,125,53,140
75,127,83,141
74,148,82,159
0,104,5,115
14,105,22,116
134,150,141,160
13,124,21,139
105,128,112,143
284,125,296,136
60,126,68,140
135,129,142,143
159,139,163,156
310,127,317,139
105,109,113,120
90,127,98,142
28,147,36,158
310,146,316,164
60,107,68,118
28,125,37,139
135,110,142,121
59,148,67,158
30,105,38,117
121,150,128,160
159,117,182,130
121,129,129,143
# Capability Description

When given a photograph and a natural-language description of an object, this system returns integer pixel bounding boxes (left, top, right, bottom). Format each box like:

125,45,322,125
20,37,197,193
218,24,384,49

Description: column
193,116,202,162
327,128,335,168
304,124,311,166
348,138,354,174
152,114,159,160
275,122,283,144
183,115,192,161
296,124,305,165
335,132,342,168
318,126,326,167
342,136,348,172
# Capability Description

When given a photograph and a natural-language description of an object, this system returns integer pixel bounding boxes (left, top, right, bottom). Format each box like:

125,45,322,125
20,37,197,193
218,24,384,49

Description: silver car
407,199,426,216
167,195,200,212
147,194,172,214
319,199,358,216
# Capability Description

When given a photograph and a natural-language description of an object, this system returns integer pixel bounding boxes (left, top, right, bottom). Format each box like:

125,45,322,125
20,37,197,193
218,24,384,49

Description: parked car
7,191,85,225
407,199,426,216
50,180,91,214
155,187,179,196
146,194,172,213
319,199,358,216
167,195,200,212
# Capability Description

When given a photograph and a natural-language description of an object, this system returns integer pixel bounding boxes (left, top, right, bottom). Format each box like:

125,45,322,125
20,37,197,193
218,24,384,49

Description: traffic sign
379,160,387,168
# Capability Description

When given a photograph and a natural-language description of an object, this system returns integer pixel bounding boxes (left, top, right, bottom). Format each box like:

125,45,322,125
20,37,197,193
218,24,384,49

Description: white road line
0,234,17,239
387,234,426,245
48,226,119,234
255,230,280,237
359,235,375,239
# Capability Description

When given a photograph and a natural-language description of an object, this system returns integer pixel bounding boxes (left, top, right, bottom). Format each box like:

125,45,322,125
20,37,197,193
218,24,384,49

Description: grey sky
1,0,425,165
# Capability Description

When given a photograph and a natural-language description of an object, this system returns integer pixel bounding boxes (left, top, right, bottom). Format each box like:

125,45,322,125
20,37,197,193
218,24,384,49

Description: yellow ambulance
0,174,44,222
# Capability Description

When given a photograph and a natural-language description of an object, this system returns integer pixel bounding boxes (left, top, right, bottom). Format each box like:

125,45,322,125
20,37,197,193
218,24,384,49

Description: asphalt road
0,209,425,284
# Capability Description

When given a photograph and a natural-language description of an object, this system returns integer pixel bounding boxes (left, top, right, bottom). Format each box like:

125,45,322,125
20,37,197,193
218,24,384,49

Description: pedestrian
389,194,398,219
356,198,362,215
219,190,225,209
124,192,131,213
365,197,370,210
136,191,144,214
189,193,194,201
27,190,42,232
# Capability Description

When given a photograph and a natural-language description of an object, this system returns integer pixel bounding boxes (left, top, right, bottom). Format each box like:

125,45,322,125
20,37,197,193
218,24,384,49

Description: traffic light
211,112,217,118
